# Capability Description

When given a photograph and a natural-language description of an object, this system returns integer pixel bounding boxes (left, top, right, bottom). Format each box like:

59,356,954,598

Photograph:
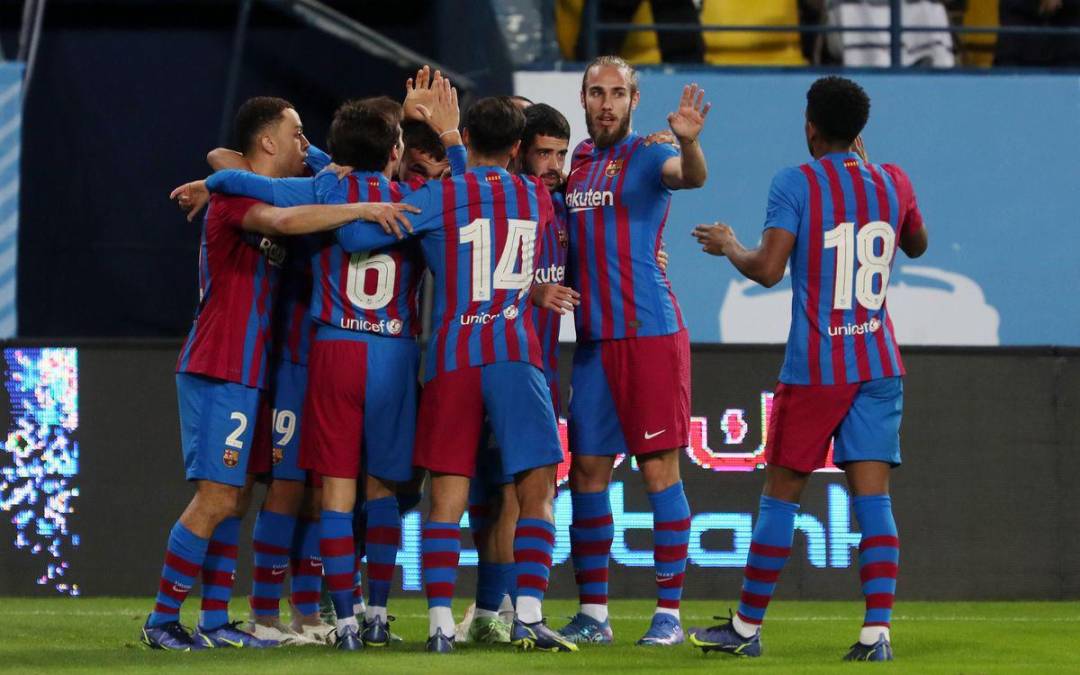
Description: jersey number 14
823,220,895,311
460,218,536,302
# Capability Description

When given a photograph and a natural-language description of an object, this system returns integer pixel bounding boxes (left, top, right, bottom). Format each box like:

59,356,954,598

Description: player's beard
587,111,631,149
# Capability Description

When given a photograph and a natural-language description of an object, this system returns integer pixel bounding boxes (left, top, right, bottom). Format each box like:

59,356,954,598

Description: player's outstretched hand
692,221,736,257
667,83,711,144
531,283,581,315
415,75,460,139
657,245,670,272
169,180,210,223
354,202,421,239
404,65,438,122
644,130,677,147
853,135,869,162
326,163,355,181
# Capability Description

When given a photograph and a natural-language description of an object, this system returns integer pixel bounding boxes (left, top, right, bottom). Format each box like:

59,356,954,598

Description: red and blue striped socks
289,517,322,618
854,494,899,644
648,481,691,618
734,495,798,637
148,521,208,627
422,521,461,637
569,488,614,622
249,510,296,618
199,516,240,630
320,509,357,629
364,495,401,621
514,518,556,624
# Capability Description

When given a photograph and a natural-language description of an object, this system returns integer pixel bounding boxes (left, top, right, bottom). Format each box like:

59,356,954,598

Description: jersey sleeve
305,145,332,173
333,182,440,253
642,141,680,191
447,143,467,176
762,167,805,235
206,170,316,207
210,194,261,230
881,164,925,236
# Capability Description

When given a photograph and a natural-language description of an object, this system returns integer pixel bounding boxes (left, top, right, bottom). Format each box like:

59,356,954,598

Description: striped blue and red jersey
271,236,316,364
565,132,683,342
330,167,554,383
177,195,283,389
314,173,424,339
532,192,569,391
765,152,925,385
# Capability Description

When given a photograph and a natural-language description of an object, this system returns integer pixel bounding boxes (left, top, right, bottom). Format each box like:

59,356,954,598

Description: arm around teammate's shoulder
240,201,418,239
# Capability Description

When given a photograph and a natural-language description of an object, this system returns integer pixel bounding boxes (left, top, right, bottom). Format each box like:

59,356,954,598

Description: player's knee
263,479,305,514
639,449,681,493
569,457,612,492
196,482,242,521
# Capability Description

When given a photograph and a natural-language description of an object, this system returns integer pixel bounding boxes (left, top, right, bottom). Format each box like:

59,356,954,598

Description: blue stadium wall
1,341,1077,600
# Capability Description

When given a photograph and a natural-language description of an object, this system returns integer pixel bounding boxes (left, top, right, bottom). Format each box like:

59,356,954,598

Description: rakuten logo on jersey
340,317,404,335
828,317,882,337
565,189,614,213
535,263,565,285
460,305,519,326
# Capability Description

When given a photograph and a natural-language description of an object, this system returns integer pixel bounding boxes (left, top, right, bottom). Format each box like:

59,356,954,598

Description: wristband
439,129,459,139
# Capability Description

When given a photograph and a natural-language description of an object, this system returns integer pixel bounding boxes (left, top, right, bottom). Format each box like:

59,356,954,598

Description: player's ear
259,133,276,156
631,88,640,110
508,140,522,160
580,88,586,109
462,127,471,149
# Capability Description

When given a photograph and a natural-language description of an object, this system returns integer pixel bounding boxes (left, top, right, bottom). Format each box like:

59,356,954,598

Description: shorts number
272,409,297,447
823,220,896,311
346,252,397,310
225,412,248,449
459,218,536,302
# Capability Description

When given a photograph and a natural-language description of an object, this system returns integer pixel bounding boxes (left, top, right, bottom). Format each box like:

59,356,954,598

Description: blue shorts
176,372,262,487
415,361,562,478
301,327,419,482
268,360,308,482
766,377,903,473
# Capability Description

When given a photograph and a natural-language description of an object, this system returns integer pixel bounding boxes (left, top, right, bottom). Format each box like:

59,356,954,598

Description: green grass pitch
1,598,1078,673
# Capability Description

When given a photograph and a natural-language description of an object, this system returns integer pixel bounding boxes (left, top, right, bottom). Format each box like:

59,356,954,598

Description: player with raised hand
330,93,574,655
142,97,414,652
559,55,709,648
687,76,928,662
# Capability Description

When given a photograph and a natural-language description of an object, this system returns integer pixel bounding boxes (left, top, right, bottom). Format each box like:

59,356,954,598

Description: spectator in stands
573,0,705,63
815,0,957,67
995,0,1080,66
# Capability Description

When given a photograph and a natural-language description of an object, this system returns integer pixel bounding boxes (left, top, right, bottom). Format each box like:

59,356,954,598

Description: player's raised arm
882,164,929,259
206,170,317,207
661,83,710,190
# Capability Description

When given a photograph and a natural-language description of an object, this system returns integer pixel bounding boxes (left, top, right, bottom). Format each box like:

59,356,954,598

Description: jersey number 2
460,218,536,302
823,221,895,311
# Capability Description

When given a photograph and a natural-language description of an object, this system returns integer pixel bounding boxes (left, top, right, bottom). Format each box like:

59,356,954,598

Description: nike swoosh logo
272,568,286,576
568,206,599,214
644,429,667,440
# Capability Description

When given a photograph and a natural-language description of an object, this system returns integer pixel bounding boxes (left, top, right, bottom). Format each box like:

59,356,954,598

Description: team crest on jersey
222,448,240,468
605,159,624,177
557,228,568,248
272,447,284,465
387,319,404,335
502,305,519,320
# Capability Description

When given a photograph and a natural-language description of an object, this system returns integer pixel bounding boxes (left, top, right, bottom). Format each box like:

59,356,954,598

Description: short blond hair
581,55,639,95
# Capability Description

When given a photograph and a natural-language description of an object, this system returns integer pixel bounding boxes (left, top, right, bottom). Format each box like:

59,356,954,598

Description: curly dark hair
522,103,570,152
806,76,870,145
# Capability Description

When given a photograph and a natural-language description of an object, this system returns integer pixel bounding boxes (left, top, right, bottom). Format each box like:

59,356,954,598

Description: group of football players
146,53,926,664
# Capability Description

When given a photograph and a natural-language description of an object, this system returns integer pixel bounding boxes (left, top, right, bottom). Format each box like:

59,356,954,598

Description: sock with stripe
514,518,556,624
648,481,691,619
289,517,322,618
569,488,614,623
249,510,296,618
422,521,461,637
733,495,798,638
320,509,357,630
364,496,401,622
148,521,209,627
199,516,241,631
854,494,899,645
